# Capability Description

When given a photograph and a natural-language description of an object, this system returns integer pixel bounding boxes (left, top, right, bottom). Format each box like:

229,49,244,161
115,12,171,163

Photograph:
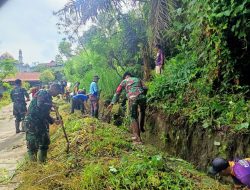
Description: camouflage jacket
26,89,53,125
111,77,147,104
10,86,29,104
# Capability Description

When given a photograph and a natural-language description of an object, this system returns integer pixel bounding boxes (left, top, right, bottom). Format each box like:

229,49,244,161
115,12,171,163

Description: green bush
0,82,12,109
147,0,250,130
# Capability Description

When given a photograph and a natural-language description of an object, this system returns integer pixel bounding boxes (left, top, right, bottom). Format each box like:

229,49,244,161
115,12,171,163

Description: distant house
37,60,63,71
4,72,41,86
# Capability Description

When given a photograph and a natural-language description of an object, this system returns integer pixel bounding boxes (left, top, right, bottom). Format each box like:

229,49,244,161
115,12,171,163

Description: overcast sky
0,0,68,64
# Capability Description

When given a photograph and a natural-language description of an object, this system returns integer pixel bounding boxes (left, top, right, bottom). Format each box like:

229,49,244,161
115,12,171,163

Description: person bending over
209,157,250,189
70,90,88,114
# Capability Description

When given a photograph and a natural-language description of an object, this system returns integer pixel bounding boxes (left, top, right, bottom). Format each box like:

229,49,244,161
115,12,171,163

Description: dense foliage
39,69,56,84
0,58,15,108
62,9,147,96
0,82,11,109
57,0,250,130
148,0,250,130
0,58,16,82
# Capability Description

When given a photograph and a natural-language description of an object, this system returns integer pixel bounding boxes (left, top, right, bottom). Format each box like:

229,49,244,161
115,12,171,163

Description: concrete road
0,104,26,190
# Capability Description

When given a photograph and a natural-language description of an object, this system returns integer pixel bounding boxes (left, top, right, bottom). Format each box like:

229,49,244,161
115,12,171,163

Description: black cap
93,75,100,79
208,158,229,175
15,79,22,85
122,72,132,79
155,44,162,49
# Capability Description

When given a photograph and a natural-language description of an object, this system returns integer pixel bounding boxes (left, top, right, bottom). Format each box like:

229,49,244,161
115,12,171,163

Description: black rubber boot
139,111,146,133
38,150,47,163
15,120,20,133
70,100,75,114
20,120,26,132
28,151,37,162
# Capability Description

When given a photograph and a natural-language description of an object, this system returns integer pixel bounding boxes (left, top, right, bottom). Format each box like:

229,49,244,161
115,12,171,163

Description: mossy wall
144,108,250,170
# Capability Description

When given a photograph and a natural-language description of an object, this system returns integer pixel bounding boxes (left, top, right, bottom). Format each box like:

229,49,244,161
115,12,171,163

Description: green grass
16,101,230,190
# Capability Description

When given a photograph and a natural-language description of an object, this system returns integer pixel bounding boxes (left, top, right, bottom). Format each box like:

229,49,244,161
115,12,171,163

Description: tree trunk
141,45,151,81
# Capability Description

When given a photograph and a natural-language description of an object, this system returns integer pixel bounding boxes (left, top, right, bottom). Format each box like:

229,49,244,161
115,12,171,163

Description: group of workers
70,75,100,117
68,73,147,144
10,72,147,163
8,44,250,188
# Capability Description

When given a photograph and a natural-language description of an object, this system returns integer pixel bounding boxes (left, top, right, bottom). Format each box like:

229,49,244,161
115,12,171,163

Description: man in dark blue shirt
10,79,30,133
70,90,88,114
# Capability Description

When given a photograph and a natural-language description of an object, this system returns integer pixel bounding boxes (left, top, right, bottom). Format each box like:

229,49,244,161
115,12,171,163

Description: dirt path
0,104,26,190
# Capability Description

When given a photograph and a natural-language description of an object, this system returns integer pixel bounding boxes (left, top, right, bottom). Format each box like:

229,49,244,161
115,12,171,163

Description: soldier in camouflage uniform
108,72,147,144
24,83,61,162
10,79,30,133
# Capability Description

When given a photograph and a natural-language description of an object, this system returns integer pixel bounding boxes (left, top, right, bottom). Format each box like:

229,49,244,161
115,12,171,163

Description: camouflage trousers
129,94,147,121
128,94,147,133
25,120,50,154
13,103,27,122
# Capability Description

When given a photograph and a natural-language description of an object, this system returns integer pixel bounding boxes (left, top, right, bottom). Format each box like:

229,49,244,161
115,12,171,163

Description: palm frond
54,0,125,44
149,0,177,45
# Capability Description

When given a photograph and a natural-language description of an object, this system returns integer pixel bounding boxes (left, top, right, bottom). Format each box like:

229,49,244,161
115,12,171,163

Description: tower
18,49,23,64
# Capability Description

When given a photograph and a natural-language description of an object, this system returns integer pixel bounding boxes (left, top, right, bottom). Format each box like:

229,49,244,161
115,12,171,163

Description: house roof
4,72,41,82
37,60,63,67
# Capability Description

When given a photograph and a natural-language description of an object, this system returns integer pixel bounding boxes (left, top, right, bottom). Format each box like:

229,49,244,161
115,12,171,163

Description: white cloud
44,0,69,10
0,0,68,64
